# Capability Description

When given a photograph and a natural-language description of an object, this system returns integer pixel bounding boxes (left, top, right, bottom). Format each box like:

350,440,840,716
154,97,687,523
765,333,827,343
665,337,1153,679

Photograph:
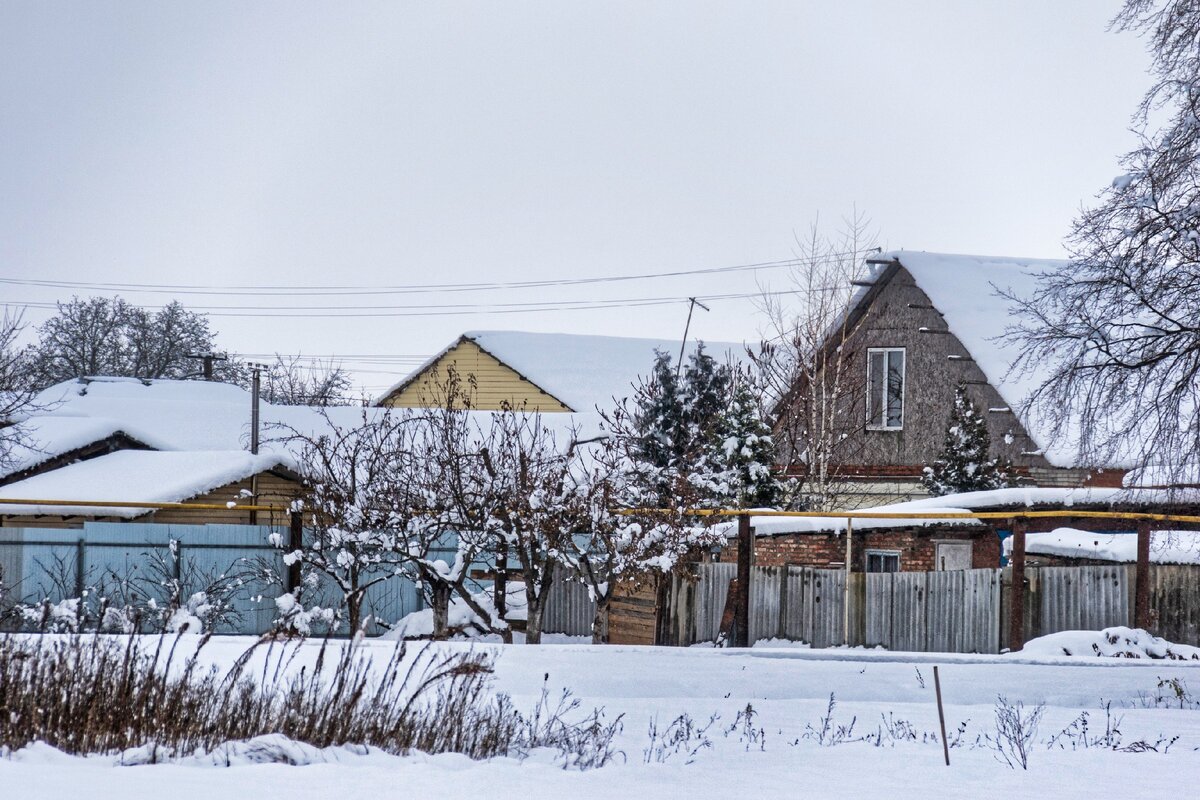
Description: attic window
866,347,905,430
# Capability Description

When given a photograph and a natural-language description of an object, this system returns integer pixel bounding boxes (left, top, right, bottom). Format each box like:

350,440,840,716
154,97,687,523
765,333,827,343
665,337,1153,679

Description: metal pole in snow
934,666,950,766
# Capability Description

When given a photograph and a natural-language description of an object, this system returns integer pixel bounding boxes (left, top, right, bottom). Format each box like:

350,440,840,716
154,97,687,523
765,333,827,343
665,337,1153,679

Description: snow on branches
1005,1,1200,480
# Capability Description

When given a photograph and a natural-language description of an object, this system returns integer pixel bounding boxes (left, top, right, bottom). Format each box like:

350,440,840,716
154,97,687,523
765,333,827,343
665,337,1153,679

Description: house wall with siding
0,471,300,529
379,339,572,412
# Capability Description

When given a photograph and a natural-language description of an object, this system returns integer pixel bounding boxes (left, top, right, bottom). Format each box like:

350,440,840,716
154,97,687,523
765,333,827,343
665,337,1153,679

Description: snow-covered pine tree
681,343,731,453
705,366,781,508
921,383,1015,497
632,350,687,504
631,344,734,506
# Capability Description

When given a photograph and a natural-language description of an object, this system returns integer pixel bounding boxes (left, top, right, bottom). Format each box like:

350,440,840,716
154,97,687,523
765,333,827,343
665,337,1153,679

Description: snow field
3,636,1199,798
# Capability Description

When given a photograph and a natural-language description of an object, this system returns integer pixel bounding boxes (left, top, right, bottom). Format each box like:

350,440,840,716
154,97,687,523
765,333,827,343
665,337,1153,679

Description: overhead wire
0,249,875,297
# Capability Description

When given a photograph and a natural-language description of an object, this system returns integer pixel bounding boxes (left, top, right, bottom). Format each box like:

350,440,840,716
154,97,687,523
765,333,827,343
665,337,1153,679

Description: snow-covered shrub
273,592,337,637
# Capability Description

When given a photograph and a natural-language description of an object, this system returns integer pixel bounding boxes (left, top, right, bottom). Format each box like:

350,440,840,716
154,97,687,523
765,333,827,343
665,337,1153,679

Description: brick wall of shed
717,526,1000,572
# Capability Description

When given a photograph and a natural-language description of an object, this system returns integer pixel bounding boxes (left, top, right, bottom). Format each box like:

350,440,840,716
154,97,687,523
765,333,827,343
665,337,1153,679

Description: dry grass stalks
0,633,621,768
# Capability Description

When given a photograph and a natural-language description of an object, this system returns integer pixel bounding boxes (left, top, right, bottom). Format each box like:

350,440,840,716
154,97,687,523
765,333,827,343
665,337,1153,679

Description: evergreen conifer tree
921,383,1015,496
707,367,781,508
631,344,749,507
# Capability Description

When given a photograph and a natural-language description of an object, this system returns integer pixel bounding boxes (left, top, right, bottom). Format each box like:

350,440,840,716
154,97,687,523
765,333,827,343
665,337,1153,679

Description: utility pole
248,362,268,454
186,352,227,381
248,362,268,525
676,297,710,378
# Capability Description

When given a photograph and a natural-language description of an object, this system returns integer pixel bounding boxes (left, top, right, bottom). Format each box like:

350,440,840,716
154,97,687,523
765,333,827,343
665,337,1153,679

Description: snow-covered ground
3,635,1199,799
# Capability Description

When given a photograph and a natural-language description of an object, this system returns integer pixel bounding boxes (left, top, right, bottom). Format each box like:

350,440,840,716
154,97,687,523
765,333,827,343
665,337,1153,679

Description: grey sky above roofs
0,1,1151,395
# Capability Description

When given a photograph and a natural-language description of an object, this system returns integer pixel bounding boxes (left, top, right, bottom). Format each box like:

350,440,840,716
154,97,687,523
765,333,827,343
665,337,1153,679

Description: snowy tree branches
1005,1,1200,479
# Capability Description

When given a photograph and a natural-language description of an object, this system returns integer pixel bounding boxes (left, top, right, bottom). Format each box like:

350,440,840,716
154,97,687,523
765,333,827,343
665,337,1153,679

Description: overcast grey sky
0,1,1152,395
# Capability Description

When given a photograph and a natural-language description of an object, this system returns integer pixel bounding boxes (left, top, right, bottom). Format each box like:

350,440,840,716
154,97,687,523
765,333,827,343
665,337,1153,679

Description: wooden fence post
843,518,853,646
734,513,752,647
1008,518,1026,652
1135,519,1151,630
287,510,303,593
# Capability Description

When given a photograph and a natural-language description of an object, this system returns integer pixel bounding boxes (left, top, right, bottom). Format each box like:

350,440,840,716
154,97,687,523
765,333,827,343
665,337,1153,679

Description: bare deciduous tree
752,212,878,510
1005,1,1200,479
275,408,428,634
259,354,354,407
0,312,39,474
28,297,223,387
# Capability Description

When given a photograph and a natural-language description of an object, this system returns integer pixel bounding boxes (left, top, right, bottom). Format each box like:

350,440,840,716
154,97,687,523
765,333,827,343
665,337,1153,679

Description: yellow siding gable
380,339,572,412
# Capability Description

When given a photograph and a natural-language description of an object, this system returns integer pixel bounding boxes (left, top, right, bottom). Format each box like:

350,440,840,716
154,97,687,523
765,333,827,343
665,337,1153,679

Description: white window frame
865,549,902,573
866,347,906,431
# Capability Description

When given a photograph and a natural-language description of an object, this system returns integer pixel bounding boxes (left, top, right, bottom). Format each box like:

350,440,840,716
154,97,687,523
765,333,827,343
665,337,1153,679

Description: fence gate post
1135,519,1151,630
1008,518,1026,652
75,539,86,599
734,513,753,647
287,510,303,593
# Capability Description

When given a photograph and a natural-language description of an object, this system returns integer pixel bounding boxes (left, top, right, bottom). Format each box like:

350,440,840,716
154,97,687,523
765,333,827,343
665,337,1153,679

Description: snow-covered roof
379,330,750,413
0,416,149,477
864,251,1087,466
0,450,292,518
1005,528,1200,565
20,377,602,463
717,486,1200,538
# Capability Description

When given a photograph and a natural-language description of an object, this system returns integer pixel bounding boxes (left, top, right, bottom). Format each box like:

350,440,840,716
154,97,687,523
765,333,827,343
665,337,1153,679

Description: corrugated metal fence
540,567,598,637
669,562,1200,652
0,522,423,635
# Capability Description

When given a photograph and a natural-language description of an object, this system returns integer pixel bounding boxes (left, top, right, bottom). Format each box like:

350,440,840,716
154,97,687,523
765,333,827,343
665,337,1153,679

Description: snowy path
4,639,1199,799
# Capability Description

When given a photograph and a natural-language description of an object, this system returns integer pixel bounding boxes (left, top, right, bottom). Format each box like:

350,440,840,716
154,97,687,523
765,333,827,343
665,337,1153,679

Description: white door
935,542,972,571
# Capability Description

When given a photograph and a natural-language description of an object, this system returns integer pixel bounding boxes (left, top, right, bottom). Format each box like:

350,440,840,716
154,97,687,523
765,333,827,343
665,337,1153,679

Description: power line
0,288,791,319
0,250,873,297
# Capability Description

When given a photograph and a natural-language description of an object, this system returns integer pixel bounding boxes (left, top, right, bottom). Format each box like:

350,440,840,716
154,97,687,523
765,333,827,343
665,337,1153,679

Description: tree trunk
524,595,543,645
525,599,544,642
591,595,610,644
430,580,452,640
347,592,362,635
347,565,362,634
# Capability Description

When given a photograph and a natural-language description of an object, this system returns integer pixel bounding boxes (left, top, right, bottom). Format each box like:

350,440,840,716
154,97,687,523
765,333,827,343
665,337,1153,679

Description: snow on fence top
379,330,749,413
715,485,1200,539
1002,527,1200,565
0,449,291,518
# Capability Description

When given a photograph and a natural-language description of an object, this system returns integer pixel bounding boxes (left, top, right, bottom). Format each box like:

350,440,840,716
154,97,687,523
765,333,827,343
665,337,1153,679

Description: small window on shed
866,347,905,430
866,550,901,573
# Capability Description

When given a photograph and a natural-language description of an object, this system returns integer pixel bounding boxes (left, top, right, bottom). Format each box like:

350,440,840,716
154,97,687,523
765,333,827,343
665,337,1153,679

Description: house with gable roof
790,250,1128,506
376,330,748,414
